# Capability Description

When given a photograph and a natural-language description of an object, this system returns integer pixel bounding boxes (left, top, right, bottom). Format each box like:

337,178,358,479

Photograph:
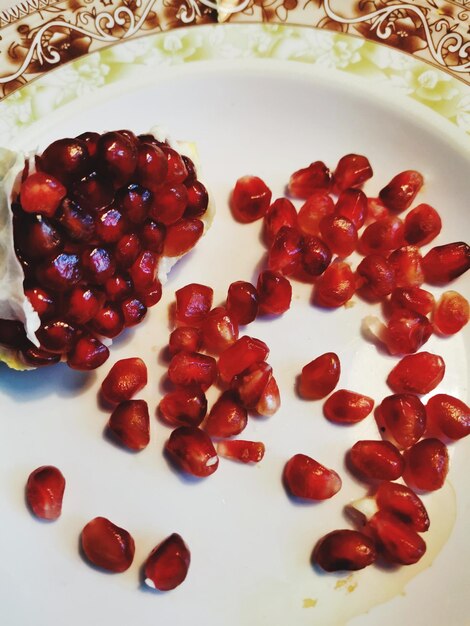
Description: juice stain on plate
302,598,317,608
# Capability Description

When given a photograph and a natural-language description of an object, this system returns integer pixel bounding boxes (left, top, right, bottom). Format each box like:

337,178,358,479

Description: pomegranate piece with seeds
217,440,265,463
264,197,298,244
333,154,373,192
387,352,445,394
284,454,342,500
313,529,376,572
101,357,147,404
230,175,272,223
226,281,259,325
375,481,430,532
218,336,269,383
159,388,207,427
175,283,213,327
297,190,334,236
299,352,340,400
20,172,66,218
168,326,202,356
201,306,239,353
433,290,469,335
168,351,217,391
287,161,331,198
426,394,470,440
379,170,424,213
323,390,374,425
204,391,248,438
314,261,356,308
144,533,191,591
356,254,395,302
81,516,135,573
165,426,219,477
378,393,426,449
257,270,292,315
422,242,470,285
368,510,426,565
384,308,433,355
107,399,150,450
404,203,442,246
268,226,304,276
231,361,273,409
404,438,449,491
390,287,435,317
26,465,66,521
349,440,404,481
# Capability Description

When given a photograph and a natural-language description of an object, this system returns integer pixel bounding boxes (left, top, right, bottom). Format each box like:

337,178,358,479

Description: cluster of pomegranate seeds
1,129,210,369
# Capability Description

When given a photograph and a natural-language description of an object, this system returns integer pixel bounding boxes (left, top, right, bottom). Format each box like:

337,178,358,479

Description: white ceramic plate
0,36,469,626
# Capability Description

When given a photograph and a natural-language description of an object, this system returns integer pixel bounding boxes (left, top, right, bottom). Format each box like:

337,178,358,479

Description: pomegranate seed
384,308,433,355
144,533,190,591
256,376,281,416
91,304,125,338
41,137,91,182
81,516,135,572
422,242,470,285
217,440,265,463
58,198,94,242
97,131,137,187
314,261,355,308
159,388,207,427
359,216,404,255
162,146,188,184
204,391,248,438
231,361,272,409
36,319,78,354
81,247,115,285
333,154,373,192
323,390,374,424
388,246,424,288
72,171,114,212
107,399,150,450
365,197,388,224
168,351,217,391
21,344,61,367
375,481,430,532
349,440,404,481
387,352,445,394
257,270,292,315
175,283,213,327
168,327,202,356
15,214,63,261
163,218,204,257
218,336,269,384
105,275,132,303
151,183,188,225
264,197,298,244
25,287,55,319
226,281,259,325
101,357,147,404
37,253,82,291
117,129,138,147
66,286,103,324
138,279,162,307
165,426,219,477
201,306,239,354
284,454,342,500
433,290,469,335
404,203,441,246
426,394,470,440
129,250,158,291
182,154,196,182
67,335,109,370
335,188,368,229
121,296,147,326
378,394,426,449
115,233,141,268
368,510,426,565
135,142,167,190
313,529,376,572
140,219,166,253
404,438,449,491
184,180,209,218
268,226,304,276
117,184,153,225
230,175,272,223
297,190,334,236
356,254,395,301
76,131,100,157
379,170,424,213
287,161,331,198
299,352,340,400
26,465,65,521
95,206,127,243
390,287,435,316
20,172,66,217
319,214,357,258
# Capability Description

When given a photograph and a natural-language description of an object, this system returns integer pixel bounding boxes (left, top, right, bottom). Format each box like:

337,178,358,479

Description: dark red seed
159,388,207,427
58,198,94,242
24,287,56,319
107,399,150,451
81,516,135,573
91,304,124,338
203,391,248,438
101,357,147,404
115,233,141,268
335,188,368,229
201,306,239,354
105,275,132,303
151,184,188,225
66,287,103,324
368,510,426,565
36,319,78,354
117,184,153,225
168,327,202,356
333,154,373,192
129,250,158,291
404,438,449,491
16,214,63,261
97,131,137,187
349,440,404,481
359,216,404,255
72,171,114,212
81,247,115,285
422,242,470,285
67,335,109,370
163,218,204,257
230,176,272,223
144,533,190,591
299,352,341,400
287,161,331,198
165,426,219,477
313,529,376,572
121,297,147,327
41,137,90,183
376,481,430,532
284,453,342,500
257,270,292,315
95,207,127,244
37,253,82,291
378,393,427,449
161,146,188,184
379,170,424,213
135,143,168,190
404,203,442,246
26,465,66,521
175,283,213,327
356,254,395,301
184,180,209,218
264,197,298,244
426,394,470,440
226,281,259,325
268,226,304,276
301,236,332,277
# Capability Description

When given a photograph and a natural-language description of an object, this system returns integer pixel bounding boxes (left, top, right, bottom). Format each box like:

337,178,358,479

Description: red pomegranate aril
218,336,269,384
117,129,138,148
385,308,433,355
121,297,147,327
16,215,63,261
387,352,445,394
140,219,165,254
163,218,204,257
379,170,424,213
21,344,61,367
319,214,358,258
365,197,388,224
72,171,114,212
115,233,141,268
81,516,135,573
36,319,78,354
58,198,94,242
404,203,441,246
135,142,168,190
230,175,272,223
333,154,373,192
169,327,202,356
129,250,158,291
301,235,332,278
284,454,342,500
231,361,272,409
378,393,426,449
201,306,239,353
287,161,331,198
404,438,449,491
37,253,82,291
107,399,150,451
66,286,103,324
335,188,368,229
20,172,66,218
159,388,207,427
182,154,196,182
91,304,124,338
257,270,292,315
268,226,304,276
204,391,248,438
217,440,265,463
41,137,90,183
323,390,374,424
256,376,280,416
165,426,218,477
368,510,426,565
226,281,259,325
137,279,162,307
426,394,470,440
422,242,470,284
359,216,404,256
95,207,127,243
81,247,115,285
117,184,153,225
356,254,395,302
168,351,217,391
101,357,147,404
184,180,209,218
433,290,469,335
264,197,298,244
376,481,430,532
314,261,355,308
390,287,435,317
299,352,340,400
162,145,188,184
313,530,376,572
97,131,137,187
76,131,99,157
175,283,213,327
349,440,404,481
388,246,424,288
67,334,109,369
24,287,55,319
26,465,66,521
105,275,132,302
297,191,334,236
151,184,188,225
144,533,190,591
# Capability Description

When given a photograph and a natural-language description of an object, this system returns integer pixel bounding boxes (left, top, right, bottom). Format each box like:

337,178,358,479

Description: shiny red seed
404,203,442,246
72,171,114,212
26,465,65,521
144,533,190,591
168,351,217,391
433,290,469,335
313,529,376,572
97,131,137,187
231,176,272,223
135,142,168,190
387,352,445,394
226,281,259,325
165,426,219,477
426,394,470,440
217,440,265,463
359,216,404,255
15,214,63,261
323,390,374,424
21,344,61,367
268,226,304,275
159,388,207,427
41,137,90,182
101,357,147,404
203,391,248,438
368,510,426,565
168,326,202,356
137,279,162,307
184,180,209,218
129,250,158,291
314,261,356,308
256,376,281,416
356,254,395,302
107,399,150,450
37,253,82,292
91,304,125,338
115,233,141,268
151,183,188,225
299,352,340,400
20,172,66,217
384,308,433,355
95,207,127,243
379,170,424,213
335,188,368,229
163,218,204,257
121,296,147,326
201,306,239,353
404,438,449,491
422,242,470,285
378,393,426,449
36,319,78,354
319,214,357,258
287,161,331,198
376,481,430,532
218,336,269,384
58,198,94,242
297,190,334,236
390,287,435,316
388,246,424,288
257,270,292,315
76,131,100,157
140,219,166,253
81,516,135,573
117,184,153,224
105,275,132,303
162,146,188,184
231,361,272,409
333,154,373,192
66,287,103,324
349,440,404,481
301,235,332,278
25,287,55,319
264,197,298,244
81,247,115,285
175,283,213,327
284,453,342,500
365,197,388,224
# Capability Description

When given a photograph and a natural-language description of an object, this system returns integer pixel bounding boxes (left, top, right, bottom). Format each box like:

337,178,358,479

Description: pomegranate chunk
101,357,147,404
404,438,449,491
168,326,202,356
26,466,65,521
379,170,424,213
107,400,150,450
201,307,239,353
323,390,374,424
314,261,355,308
313,529,376,572
368,510,426,565
159,388,207,427
218,336,269,384
168,351,217,391
165,426,219,477
422,242,470,285
175,283,213,327
333,154,373,192
81,516,135,573
378,393,426,449
299,352,340,400
226,281,259,325
387,352,445,394
264,197,298,244
257,270,292,315
433,290,469,335
426,394,470,440
284,454,342,500
231,175,272,223
217,440,265,463
375,481,430,532
349,440,404,481
20,172,66,218
204,391,248,438
144,533,190,591
287,161,331,198
404,203,441,246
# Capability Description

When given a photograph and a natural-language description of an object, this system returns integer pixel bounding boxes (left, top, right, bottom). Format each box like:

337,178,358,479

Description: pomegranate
203,391,248,438
387,352,445,394
165,426,219,477
349,440,404,481
107,399,150,451
287,161,331,198
283,454,342,500
404,203,441,246
313,529,376,572
144,533,190,591
81,516,135,573
201,306,239,353
378,393,426,449
168,326,202,356
230,175,272,223
159,388,207,427
426,394,470,440
368,510,426,565
168,351,217,391
422,242,470,285
100,357,147,404
299,352,340,400
404,438,449,491
375,481,430,532
314,261,356,308
323,390,374,424
264,197,298,244
217,440,265,463
356,254,395,302
257,270,292,315
379,170,424,213
174,283,213,327
333,154,373,192
26,465,66,521
433,290,469,335
226,281,259,325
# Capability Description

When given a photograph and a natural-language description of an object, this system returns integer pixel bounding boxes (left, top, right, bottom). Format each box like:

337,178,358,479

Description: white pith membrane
0,127,214,369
